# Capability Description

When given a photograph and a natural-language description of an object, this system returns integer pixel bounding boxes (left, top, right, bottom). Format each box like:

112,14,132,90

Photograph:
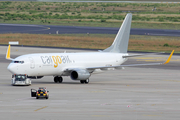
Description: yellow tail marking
164,50,174,64
6,45,11,59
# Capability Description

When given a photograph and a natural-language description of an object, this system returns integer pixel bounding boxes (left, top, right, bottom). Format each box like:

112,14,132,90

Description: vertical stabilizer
103,13,132,53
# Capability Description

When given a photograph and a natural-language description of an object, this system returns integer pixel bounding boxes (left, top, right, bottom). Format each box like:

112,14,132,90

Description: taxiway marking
34,106,48,112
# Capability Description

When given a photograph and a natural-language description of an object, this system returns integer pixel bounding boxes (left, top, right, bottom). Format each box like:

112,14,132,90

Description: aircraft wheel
80,79,89,84
58,77,63,83
84,79,89,84
54,77,58,83
80,80,85,84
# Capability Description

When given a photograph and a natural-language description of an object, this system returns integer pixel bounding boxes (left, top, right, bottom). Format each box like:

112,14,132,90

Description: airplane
6,13,174,85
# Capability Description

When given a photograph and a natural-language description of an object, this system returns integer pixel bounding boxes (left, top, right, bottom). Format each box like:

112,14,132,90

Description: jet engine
70,69,90,80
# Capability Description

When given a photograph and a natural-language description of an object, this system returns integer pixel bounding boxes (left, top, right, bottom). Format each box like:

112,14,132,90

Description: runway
0,46,180,120
1,23,180,36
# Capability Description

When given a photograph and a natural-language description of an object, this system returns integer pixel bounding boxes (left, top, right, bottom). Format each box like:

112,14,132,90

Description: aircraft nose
7,63,17,74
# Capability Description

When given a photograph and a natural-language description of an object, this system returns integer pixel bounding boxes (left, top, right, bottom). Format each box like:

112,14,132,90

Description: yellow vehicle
31,87,49,99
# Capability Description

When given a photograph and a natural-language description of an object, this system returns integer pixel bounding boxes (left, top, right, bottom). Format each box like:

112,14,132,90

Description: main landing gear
80,79,89,84
54,76,89,84
54,76,63,83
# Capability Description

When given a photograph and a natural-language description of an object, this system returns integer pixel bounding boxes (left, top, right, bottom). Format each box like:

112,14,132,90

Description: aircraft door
31,89,37,97
29,57,35,69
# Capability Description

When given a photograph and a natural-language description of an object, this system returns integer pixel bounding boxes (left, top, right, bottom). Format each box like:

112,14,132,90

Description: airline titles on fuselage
40,55,72,68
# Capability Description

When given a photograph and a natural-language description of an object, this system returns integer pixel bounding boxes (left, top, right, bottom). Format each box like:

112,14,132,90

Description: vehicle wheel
36,97,39,99
80,80,85,84
46,97,48,99
84,79,89,84
54,77,58,83
58,77,63,83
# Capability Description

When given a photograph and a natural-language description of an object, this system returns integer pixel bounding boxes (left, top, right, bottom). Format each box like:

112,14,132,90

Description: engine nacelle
70,69,90,80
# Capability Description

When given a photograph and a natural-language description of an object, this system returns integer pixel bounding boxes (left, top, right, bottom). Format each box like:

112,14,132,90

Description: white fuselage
7,52,128,76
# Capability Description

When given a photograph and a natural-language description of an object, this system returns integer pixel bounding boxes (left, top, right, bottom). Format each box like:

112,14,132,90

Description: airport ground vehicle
11,74,31,86
31,87,49,99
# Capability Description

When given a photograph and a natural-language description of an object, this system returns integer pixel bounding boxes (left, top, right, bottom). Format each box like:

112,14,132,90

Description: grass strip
1,1,180,29
0,33,179,53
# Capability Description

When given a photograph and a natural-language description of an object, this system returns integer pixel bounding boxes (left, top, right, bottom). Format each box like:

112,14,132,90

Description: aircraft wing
122,52,165,58
87,50,174,70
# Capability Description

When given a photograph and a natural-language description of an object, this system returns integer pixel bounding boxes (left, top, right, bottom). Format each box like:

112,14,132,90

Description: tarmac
0,46,180,120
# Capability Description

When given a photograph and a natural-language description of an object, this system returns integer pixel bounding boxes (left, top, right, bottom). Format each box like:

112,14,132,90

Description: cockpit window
12,61,24,64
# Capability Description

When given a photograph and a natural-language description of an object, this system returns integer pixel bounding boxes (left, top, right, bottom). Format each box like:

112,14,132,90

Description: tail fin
103,13,132,53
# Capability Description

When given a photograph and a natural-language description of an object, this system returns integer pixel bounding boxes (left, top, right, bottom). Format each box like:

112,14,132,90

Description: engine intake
70,69,90,80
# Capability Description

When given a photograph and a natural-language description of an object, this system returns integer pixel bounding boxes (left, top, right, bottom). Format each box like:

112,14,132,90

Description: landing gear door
31,89,37,97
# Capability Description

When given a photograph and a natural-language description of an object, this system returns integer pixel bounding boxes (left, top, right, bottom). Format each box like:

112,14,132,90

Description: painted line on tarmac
137,60,164,62
34,106,48,112
135,57,164,59
136,59,180,62
134,57,180,62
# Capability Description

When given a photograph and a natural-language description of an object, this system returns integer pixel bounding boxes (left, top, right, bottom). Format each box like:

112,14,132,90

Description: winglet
164,50,174,64
6,45,11,60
